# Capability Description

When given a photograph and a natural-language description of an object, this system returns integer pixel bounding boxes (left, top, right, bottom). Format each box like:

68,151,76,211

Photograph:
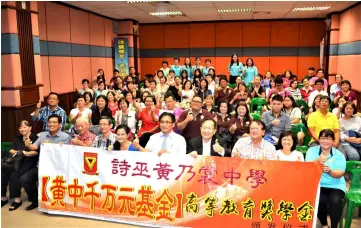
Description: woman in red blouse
136,95,159,137
107,91,118,117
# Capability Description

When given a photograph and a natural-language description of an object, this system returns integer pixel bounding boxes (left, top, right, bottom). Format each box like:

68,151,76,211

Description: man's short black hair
99,116,112,125
159,112,176,123
315,78,324,85
113,69,119,73
272,94,284,103
319,95,331,104
48,114,62,123
250,120,266,131
308,67,315,71
82,79,90,84
164,93,175,101
48,92,59,99
76,94,85,101
274,76,283,85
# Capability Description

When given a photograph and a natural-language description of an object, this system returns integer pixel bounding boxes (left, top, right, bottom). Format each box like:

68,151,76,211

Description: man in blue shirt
24,114,71,210
31,92,67,131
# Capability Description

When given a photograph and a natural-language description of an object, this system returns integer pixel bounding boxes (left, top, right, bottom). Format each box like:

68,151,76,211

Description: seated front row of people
4,110,347,228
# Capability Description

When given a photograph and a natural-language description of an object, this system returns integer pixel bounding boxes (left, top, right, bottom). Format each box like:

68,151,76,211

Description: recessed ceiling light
149,11,184,16
218,8,253,14
293,6,331,11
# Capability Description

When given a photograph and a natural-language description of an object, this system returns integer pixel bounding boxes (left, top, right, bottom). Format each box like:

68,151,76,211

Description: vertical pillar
328,14,340,84
1,1,42,141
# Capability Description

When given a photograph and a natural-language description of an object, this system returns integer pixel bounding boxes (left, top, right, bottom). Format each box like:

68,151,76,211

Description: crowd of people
2,54,360,228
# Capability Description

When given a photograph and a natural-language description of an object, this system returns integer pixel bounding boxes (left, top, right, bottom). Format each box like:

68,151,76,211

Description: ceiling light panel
218,8,254,14
149,11,184,16
293,6,331,11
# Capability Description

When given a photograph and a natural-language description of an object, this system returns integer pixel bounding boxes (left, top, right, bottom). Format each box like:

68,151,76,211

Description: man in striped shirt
31,92,67,131
232,120,277,160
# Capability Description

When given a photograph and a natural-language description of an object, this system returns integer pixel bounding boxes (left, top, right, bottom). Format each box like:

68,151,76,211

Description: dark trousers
318,187,345,228
1,168,21,199
20,167,38,202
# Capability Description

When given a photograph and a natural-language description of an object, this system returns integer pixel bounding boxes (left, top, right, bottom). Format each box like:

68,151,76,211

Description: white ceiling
62,1,357,23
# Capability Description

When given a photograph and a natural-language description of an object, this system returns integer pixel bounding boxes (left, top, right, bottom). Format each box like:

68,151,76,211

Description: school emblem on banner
82,152,99,175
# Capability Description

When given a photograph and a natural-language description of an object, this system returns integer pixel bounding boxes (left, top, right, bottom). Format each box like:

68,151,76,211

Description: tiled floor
2,198,361,228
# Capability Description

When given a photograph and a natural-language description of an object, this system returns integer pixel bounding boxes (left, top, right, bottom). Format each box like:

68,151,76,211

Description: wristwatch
328,169,332,174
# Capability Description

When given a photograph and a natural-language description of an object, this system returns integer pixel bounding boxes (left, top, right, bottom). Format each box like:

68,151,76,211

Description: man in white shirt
134,112,186,156
329,74,342,100
69,95,92,124
308,78,328,107
187,119,228,157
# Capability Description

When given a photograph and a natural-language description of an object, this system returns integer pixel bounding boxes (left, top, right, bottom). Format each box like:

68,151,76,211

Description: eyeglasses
160,121,173,124
48,121,59,124
201,127,214,131
192,100,202,104
319,137,333,141
250,127,262,131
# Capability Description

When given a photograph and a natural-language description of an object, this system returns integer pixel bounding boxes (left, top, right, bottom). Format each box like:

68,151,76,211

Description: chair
250,98,266,113
64,116,72,132
227,83,236,89
139,132,154,148
339,161,361,228
296,99,308,114
251,113,260,120
247,83,253,90
1,142,12,152
290,123,307,135
295,145,308,158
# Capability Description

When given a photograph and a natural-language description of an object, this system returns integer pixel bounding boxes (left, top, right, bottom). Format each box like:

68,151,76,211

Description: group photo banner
39,144,322,228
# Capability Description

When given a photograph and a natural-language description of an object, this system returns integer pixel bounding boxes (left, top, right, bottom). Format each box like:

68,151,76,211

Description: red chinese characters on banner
41,175,316,225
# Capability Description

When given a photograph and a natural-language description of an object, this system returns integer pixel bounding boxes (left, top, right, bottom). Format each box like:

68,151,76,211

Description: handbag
348,130,361,148
1,150,25,172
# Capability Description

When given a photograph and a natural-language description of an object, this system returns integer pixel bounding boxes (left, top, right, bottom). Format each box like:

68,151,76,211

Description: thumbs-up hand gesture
132,134,140,149
36,100,41,109
272,118,280,126
24,137,32,147
77,112,82,118
213,139,224,155
186,112,194,122
71,135,80,145
189,151,198,158
318,154,327,164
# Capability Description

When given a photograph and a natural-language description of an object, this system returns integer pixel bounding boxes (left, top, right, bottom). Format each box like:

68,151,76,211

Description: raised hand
36,100,41,109
212,139,224,155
